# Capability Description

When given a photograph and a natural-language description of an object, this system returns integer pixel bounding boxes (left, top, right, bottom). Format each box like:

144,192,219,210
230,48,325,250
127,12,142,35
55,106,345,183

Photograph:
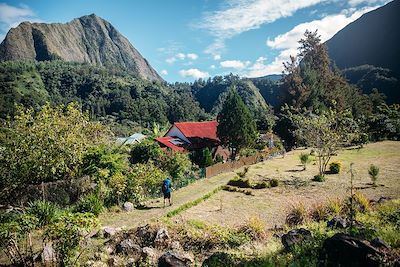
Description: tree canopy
0,103,110,198
217,89,258,159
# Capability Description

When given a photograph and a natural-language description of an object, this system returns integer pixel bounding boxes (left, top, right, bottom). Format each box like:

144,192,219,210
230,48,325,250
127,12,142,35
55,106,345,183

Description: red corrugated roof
155,136,185,152
173,121,219,141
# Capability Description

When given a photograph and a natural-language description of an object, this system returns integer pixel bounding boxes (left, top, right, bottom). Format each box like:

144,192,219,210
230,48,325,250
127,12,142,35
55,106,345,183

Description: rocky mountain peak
0,14,163,82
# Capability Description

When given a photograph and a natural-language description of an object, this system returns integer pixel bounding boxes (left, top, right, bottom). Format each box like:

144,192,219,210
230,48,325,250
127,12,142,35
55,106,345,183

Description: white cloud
166,57,177,64
220,60,250,69
213,54,221,60
161,69,168,75
166,52,199,64
248,5,380,77
348,0,388,7
179,68,210,79
186,53,198,60
0,3,41,41
267,6,377,50
210,64,216,69
197,0,326,55
176,53,186,60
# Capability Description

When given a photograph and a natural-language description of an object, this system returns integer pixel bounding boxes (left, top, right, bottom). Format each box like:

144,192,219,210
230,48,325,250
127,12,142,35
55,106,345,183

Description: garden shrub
81,145,128,177
286,203,307,226
326,198,343,216
108,172,127,204
161,152,194,188
368,164,380,186
237,167,249,178
26,200,59,227
329,161,341,174
74,194,104,215
44,212,98,266
239,216,266,240
299,153,311,170
312,174,326,182
351,191,370,213
227,177,251,188
202,148,214,167
125,162,166,201
270,178,279,187
310,203,329,222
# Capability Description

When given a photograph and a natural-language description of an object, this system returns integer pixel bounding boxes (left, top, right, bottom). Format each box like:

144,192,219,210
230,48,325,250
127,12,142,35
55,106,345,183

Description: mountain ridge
0,14,163,82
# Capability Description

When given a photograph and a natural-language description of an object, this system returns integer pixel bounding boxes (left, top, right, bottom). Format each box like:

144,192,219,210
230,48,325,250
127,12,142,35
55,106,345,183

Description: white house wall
166,126,191,143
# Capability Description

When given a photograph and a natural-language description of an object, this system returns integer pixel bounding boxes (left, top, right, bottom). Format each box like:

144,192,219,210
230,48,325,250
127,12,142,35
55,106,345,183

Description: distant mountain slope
342,65,399,103
326,0,400,77
0,14,162,82
190,75,275,130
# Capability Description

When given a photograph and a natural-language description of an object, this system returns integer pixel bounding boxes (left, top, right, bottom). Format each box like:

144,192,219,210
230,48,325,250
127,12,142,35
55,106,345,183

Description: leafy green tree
289,108,359,177
129,139,164,164
125,162,166,201
0,103,110,199
280,30,371,118
217,89,258,159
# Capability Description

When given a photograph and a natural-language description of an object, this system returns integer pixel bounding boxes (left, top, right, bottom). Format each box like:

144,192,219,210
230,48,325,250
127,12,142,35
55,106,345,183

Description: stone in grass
116,238,141,258
327,216,349,229
370,237,391,250
41,243,56,266
155,228,170,248
103,226,120,238
158,251,194,267
281,228,312,249
123,201,134,211
321,233,384,267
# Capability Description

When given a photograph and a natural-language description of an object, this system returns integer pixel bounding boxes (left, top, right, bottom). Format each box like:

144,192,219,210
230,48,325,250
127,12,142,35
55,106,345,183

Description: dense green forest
0,61,207,135
0,61,278,134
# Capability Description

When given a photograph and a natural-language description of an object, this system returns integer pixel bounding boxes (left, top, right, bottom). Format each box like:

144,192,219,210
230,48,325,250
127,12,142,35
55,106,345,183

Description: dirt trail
99,171,236,228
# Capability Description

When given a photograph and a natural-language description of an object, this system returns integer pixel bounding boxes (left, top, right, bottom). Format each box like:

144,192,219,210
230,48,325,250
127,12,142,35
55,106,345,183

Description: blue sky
0,0,390,82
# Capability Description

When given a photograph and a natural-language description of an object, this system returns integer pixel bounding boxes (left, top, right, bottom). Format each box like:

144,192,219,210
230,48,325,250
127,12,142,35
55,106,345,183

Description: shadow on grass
135,205,163,210
285,169,304,173
354,183,385,190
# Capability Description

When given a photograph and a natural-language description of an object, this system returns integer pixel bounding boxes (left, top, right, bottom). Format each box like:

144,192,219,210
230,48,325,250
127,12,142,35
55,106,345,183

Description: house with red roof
155,121,229,159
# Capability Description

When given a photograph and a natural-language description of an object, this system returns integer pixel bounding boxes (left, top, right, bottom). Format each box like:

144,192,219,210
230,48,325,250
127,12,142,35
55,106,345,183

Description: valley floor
100,141,400,229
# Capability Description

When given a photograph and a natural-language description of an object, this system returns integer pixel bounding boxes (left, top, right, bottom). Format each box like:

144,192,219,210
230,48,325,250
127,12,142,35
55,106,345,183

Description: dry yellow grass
178,141,400,228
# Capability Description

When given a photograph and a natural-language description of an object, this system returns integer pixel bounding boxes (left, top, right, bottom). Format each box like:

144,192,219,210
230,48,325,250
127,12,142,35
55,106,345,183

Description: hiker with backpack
162,177,172,207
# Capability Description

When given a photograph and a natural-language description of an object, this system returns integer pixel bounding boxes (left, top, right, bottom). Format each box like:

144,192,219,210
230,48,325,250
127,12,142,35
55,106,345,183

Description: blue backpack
162,179,170,193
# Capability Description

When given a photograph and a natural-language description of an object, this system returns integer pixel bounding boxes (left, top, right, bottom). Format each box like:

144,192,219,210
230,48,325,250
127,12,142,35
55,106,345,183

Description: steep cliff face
0,14,163,82
326,0,400,77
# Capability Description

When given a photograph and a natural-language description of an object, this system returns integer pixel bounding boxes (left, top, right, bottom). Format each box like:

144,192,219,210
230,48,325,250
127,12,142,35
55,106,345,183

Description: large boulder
158,251,194,267
370,237,391,250
103,226,120,238
281,228,312,249
115,238,141,258
155,228,170,249
320,233,383,266
123,202,134,212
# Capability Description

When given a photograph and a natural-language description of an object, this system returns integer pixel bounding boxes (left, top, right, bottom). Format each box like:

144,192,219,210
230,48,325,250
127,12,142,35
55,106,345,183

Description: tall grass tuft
27,200,59,227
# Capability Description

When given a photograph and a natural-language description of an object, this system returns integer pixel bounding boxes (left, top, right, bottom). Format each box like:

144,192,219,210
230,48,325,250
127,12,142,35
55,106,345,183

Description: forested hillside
0,60,207,135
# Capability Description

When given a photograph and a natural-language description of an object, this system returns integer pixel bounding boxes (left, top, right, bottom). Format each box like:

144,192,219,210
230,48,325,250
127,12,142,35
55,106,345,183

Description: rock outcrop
0,14,162,82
